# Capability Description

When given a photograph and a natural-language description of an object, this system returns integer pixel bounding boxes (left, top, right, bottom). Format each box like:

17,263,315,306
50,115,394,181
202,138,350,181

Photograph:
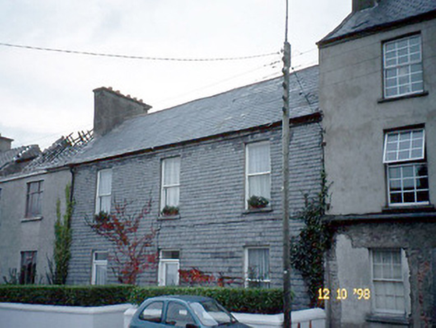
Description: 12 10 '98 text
318,288,371,301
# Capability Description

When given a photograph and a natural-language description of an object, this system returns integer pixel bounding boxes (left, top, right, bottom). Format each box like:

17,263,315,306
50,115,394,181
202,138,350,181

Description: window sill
378,90,428,103
382,204,434,214
158,214,181,220
243,207,273,214
366,313,410,325
21,217,43,223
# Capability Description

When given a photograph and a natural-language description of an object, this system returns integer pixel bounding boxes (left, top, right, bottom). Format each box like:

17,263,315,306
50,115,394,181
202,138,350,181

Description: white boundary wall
0,302,325,328
0,303,131,328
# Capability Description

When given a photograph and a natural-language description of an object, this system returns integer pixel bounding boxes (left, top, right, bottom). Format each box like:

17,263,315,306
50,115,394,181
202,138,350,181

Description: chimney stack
93,87,152,137
0,135,13,152
352,0,377,12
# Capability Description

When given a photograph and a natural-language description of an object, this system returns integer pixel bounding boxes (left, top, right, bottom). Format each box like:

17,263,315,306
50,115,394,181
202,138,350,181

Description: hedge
0,285,134,306
0,285,286,314
129,286,285,314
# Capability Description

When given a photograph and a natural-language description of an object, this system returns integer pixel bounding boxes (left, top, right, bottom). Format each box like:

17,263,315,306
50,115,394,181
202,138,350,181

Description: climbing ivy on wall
290,171,334,307
53,184,73,285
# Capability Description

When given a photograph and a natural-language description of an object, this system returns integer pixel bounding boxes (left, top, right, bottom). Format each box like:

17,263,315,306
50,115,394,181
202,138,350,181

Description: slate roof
319,0,436,46
0,145,41,176
70,65,319,165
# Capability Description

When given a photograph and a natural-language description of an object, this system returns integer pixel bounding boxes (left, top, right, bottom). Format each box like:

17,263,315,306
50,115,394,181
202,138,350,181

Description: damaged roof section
23,130,93,173
70,65,319,165
0,145,41,177
0,130,93,180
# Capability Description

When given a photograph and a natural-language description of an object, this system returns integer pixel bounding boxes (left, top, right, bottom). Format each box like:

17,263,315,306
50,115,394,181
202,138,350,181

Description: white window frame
158,250,180,286
383,34,423,99
160,157,181,211
244,247,270,288
245,141,271,209
383,128,429,206
370,249,410,316
91,251,108,285
95,169,112,214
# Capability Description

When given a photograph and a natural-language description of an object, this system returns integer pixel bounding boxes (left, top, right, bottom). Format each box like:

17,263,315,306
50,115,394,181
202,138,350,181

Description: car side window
165,302,196,327
139,301,163,323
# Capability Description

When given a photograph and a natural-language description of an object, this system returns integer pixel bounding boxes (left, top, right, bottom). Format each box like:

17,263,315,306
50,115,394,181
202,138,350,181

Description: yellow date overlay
318,288,371,301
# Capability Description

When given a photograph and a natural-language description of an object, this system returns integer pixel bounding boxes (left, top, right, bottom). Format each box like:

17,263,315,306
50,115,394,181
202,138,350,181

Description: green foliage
247,195,269,209
129,286,285,314
0,285,133,306
53,184,73,285
161,205,179,216
0,285,284,313
2,268,19,285
290,171,334,307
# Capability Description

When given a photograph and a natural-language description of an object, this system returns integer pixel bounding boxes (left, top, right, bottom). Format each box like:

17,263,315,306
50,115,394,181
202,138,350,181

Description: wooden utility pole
282,0,292,327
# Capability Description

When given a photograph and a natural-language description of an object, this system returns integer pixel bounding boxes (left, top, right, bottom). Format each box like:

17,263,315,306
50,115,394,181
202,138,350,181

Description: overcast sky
0,0,351,150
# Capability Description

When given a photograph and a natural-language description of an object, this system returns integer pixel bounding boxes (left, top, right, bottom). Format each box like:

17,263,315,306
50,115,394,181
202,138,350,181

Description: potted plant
247,195,269,209
161,205,179,216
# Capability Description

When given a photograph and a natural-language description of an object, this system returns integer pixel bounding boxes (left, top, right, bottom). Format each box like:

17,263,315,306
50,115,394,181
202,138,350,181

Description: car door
162,301,198,328
130,301,164,328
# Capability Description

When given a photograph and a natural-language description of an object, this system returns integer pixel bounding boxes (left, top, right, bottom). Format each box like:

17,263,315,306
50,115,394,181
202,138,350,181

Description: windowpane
161,157,181,209
246,142,271,204
98,170,112,195
26,181,43,218
140,302,163,323
388,163,429,205
92,251,108,285
383,129,425,163
246,248,270,288
166,302,195,326
248,143,270,174
163,157,180,185
383,35,423,98
248,175,271,199
372,250,406,313
165,263,179,286
159,250,179,286
20,251,37,284
161,250,180,259
96,170,112,214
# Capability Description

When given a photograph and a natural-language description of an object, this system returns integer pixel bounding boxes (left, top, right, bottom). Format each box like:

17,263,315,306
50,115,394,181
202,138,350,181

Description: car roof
145,295,214,303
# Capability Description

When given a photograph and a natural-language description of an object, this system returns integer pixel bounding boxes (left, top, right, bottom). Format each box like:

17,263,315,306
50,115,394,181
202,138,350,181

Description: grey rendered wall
325,223,436,327
0,170,71,284
68,122,323,310
320,19,436,215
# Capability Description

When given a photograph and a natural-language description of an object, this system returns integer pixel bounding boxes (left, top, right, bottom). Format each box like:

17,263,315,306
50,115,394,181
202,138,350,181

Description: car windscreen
189,300,235,326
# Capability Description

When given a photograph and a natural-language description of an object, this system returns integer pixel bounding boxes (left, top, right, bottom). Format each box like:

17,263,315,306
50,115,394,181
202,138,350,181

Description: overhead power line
0,42,279,62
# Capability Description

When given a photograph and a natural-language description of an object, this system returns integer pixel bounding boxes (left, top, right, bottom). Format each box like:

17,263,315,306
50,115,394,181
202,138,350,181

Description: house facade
67,66,322,309
0,133,92,284
318,0,436,326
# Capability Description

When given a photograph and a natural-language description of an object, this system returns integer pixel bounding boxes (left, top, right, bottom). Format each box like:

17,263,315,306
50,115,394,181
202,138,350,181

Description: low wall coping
0,302,132,315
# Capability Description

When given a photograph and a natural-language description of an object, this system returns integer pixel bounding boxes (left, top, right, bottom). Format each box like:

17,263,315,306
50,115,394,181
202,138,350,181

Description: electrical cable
0,42,279,62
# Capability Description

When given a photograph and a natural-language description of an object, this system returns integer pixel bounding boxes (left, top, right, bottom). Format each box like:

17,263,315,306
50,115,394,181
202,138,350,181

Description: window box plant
247,195,269,209
161,205,179,217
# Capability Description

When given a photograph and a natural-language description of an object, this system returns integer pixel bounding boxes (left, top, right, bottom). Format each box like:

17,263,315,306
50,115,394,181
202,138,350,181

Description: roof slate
70,65,319,165
0,145,41,176
319,0,436,45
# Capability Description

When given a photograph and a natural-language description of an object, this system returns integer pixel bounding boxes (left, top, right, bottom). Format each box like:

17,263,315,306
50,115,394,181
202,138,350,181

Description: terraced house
0,132,92,285
318,0,436,326
66,65,322,309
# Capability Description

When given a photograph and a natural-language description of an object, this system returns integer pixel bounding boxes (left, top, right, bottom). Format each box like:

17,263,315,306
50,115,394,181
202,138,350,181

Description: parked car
129,295,251,328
